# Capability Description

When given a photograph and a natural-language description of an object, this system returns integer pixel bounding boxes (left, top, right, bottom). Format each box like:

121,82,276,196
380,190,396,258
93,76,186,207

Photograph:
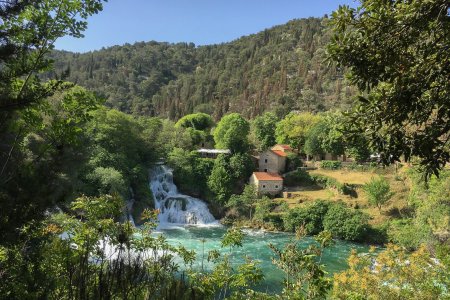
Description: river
148,166,370,293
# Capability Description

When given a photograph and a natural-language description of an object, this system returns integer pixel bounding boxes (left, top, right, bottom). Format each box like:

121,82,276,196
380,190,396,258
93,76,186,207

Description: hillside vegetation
47,18,357,119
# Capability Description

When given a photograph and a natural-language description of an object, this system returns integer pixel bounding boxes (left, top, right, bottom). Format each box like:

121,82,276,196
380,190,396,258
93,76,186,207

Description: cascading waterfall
150,165,217,226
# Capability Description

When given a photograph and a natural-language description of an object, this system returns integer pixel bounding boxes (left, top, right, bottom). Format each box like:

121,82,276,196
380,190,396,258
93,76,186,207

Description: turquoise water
155,226,370,293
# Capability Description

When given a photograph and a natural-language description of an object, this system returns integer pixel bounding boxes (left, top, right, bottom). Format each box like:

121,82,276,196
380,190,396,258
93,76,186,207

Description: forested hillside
47,17,357,119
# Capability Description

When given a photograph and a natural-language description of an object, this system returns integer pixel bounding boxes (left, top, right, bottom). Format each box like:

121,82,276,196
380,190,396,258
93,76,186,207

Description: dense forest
46,17,357,119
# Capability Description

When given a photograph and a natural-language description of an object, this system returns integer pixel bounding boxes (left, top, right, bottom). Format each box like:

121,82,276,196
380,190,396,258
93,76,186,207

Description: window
264,159,268,163
262,185,266,188
275,185,278,188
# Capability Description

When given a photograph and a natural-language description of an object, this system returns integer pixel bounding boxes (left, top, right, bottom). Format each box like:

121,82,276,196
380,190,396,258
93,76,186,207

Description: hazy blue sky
55,0,358,53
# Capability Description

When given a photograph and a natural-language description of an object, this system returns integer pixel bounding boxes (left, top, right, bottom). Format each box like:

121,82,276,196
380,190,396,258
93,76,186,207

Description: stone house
258,144,292,174
249,172,283,195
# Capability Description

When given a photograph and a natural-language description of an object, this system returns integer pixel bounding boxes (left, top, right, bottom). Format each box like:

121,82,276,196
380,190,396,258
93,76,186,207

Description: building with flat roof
197,148,231,159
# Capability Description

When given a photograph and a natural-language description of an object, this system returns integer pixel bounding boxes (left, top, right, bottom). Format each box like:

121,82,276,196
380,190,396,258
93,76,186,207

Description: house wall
258,151,286,173
250,175,283,195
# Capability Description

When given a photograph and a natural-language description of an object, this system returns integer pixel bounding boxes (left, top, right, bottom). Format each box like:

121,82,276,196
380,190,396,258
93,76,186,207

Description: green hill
47,17,357,119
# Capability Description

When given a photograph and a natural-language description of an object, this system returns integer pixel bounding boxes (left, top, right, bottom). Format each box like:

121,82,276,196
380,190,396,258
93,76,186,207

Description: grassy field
309,169,374,185
279,167,411,225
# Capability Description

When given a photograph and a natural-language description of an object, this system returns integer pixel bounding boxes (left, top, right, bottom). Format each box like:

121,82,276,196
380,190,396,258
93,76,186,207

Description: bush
284,169,314,187
363,176,393,211
320,160,342,170
265,214,284,231
310,174,356,196
364,223,389,244
323,203,369,241
283,200,331,234
388,219,430,251
333,244,449,299
286,153,303,171
168,148,214,199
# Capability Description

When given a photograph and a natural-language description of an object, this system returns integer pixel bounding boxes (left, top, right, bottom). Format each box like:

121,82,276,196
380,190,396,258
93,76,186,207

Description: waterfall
150,165,217,227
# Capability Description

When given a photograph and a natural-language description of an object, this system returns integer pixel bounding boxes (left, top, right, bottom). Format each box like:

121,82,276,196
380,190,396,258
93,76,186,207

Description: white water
150,165,218,228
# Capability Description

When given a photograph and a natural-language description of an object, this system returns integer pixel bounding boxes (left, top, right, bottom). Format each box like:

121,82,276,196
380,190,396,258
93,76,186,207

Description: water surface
156,226,369,293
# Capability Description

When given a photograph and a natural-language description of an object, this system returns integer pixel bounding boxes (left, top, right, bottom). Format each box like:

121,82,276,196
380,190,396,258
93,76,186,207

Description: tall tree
328,0,450,177
275,112,321,151
0,0,106,111
252,112,279,151
0,0,107,244
213,113,250,153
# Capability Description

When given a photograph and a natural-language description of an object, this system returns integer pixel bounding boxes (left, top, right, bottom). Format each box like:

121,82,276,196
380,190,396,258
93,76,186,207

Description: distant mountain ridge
47,17,357,120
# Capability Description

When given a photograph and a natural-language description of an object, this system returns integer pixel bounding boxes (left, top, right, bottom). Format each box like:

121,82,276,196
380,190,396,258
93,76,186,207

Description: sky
55,0,358,53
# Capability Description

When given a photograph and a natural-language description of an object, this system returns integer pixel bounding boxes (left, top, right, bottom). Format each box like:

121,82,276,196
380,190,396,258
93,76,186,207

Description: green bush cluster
283,200,331,234
323,203,369,241
310,174,355,196
286,153,303,172
320,160,342,170
283,201,370,242
284,169,314,187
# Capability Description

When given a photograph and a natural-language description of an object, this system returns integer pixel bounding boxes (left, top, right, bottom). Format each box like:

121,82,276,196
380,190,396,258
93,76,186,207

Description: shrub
323,203,369,241
320,160,342,170
284,169,314,187
363,176,394,211
364,223,389,244
265,214,284,231
387,219,430,251
286,153,303,171
310,174,356,196
283,200,331,234
333,244,449,299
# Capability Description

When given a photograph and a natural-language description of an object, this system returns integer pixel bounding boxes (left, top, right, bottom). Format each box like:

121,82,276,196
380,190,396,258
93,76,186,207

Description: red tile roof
271,150,287,157
253,172,283,181
273,144,292,151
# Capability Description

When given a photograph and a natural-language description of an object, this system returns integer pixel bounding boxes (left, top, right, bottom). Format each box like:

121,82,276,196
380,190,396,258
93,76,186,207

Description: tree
269,230,333,299
328,1,450,177
227,185,258,219
299,88,319,112
229,153,254,181
323,203,369,241
320,112,345,156
275,112,321,152
175,113,214,147
86,167,127,196
207,154,234,203
363,176,394,211
333,244,449,299
175,113,214,131
213,113,250,153
254,196,272,223
345,133,371,163
0,85,102,243
0,0,106,244
0,0,106,111
167,148,213,197
252,112,278,151
304,121,326,158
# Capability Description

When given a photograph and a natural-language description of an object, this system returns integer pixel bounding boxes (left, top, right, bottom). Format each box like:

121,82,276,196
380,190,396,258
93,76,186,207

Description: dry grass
277,188,336,208
309,169,375,185
279,168,412,225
